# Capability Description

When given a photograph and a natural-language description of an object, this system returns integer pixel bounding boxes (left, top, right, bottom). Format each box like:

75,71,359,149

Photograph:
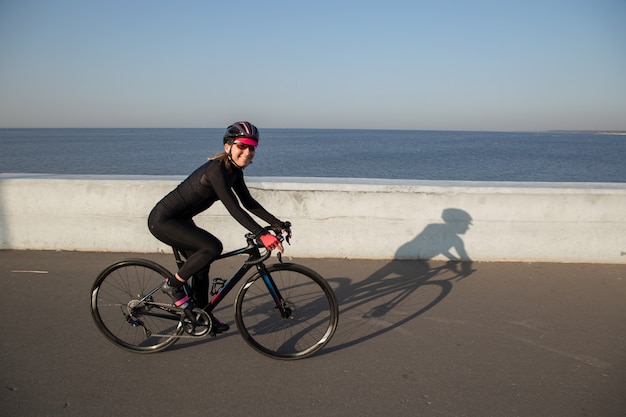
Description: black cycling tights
148,215,223,282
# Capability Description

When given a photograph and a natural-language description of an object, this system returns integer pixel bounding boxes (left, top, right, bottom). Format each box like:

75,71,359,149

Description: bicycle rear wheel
90,259,183,353
234,263,338,360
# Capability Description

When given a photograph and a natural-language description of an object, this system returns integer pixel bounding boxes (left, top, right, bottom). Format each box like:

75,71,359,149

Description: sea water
1,128,625,182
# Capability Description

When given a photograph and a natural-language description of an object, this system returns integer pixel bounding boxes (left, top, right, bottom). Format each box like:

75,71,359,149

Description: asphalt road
1,250,625,417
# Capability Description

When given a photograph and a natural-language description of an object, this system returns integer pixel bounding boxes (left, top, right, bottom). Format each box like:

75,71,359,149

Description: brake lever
277,228,291,263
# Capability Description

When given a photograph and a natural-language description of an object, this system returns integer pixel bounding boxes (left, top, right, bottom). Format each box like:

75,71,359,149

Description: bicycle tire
234,263,339,360
90,259,183,353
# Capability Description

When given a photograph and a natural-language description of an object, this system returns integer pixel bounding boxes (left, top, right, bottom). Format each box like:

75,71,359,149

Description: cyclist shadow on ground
324,208,476,354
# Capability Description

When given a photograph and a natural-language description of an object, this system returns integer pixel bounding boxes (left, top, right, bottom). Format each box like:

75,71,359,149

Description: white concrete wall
1,173,625,263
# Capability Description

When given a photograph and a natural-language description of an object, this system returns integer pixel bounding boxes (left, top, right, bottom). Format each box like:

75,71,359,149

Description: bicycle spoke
235,264,338,359
91,260,183,353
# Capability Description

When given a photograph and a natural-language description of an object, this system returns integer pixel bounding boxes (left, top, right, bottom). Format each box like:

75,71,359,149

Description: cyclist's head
223,121,259,147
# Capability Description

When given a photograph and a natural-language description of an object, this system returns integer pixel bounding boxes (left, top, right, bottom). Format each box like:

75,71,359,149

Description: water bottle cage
210,278,226,296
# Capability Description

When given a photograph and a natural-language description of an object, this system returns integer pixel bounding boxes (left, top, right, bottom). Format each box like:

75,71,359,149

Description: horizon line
1,127,625,134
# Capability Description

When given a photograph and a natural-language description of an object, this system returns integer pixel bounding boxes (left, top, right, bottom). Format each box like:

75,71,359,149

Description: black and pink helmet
223,121,259,147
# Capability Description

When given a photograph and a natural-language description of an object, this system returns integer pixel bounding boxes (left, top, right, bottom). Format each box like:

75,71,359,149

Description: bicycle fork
256,265,292,319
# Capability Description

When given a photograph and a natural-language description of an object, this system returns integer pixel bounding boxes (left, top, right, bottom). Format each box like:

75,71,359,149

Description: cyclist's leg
149,216,220,302
188,266,229,333
149,214,229,332
149,215,222,277
190,267,210,308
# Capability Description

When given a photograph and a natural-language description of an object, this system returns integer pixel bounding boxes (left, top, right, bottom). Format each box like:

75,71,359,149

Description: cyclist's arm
208,164,266,236
232,176,281,227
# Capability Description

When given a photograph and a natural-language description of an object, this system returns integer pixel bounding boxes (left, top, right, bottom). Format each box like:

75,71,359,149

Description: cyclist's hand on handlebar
260,233,284,253
272,221,292,241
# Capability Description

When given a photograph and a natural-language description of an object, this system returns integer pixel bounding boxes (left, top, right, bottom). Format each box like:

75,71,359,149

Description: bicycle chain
149,332,209,339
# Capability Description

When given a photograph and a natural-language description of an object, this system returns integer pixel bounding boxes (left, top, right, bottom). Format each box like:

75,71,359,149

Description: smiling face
225,141,256,168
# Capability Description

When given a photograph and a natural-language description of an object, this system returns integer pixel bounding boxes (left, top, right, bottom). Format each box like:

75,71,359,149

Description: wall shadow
324,208,475,354
396,208,474,263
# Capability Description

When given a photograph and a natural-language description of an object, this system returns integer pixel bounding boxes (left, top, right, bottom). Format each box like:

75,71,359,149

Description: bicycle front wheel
90,259,183,353
234,263,338,360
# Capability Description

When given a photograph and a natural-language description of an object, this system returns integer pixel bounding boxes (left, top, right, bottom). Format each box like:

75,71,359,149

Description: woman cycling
148,121,289,332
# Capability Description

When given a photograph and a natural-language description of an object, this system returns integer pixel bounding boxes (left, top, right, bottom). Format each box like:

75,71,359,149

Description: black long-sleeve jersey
152,158,279,236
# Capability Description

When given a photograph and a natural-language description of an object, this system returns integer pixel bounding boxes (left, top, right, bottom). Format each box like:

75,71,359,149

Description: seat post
172,247,185,269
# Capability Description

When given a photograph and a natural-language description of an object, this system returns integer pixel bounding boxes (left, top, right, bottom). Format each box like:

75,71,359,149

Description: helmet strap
228,154,240,168
226,145,244,169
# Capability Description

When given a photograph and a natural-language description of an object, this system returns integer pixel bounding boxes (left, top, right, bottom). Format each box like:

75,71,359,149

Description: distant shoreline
547,130,626,136
2,127,626,135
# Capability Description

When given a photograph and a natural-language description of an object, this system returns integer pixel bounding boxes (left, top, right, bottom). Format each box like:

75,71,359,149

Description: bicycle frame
91,221,338,358
172,234,287,318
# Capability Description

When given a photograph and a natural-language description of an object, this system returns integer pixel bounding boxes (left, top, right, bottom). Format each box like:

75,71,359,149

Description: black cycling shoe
161,279,193,309
209,314,230,333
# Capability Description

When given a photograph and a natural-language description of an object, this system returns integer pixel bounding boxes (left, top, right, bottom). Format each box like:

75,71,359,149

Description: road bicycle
90,223,339,360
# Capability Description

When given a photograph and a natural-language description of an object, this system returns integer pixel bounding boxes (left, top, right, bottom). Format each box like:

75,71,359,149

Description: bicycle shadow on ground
323,208,476,355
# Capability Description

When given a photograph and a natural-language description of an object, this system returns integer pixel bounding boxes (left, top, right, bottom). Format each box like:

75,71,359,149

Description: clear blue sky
1,0,624,131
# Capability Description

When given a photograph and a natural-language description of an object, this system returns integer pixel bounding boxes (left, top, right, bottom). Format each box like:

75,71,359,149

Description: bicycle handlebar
243,221,292,265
